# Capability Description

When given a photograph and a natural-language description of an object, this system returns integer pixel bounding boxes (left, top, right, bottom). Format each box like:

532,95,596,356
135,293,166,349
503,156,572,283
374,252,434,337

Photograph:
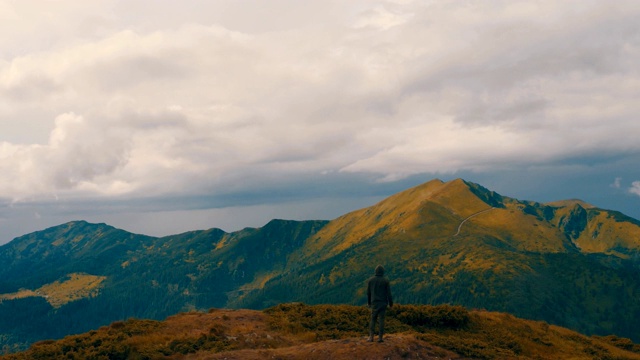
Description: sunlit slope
239,179,640,342
563,206,640,256
300,179,497,262
294,178,579,276
0,273,105,308
299,177,640,265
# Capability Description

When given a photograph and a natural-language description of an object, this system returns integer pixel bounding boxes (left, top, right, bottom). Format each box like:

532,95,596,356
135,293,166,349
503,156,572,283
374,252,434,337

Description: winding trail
454,207,495,236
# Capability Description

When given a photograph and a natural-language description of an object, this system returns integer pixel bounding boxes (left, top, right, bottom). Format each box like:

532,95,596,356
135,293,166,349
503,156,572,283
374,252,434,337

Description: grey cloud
401,2,640,120
456,98,548,126
3,74,60,102
550,152,640,169
114,0,346,34
85,52,191,92
0,112,133,197
45,114,132,190
117,107,189,129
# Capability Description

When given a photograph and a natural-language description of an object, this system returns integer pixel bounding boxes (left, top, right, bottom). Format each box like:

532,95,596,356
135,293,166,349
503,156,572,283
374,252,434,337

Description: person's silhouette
367,265,393,342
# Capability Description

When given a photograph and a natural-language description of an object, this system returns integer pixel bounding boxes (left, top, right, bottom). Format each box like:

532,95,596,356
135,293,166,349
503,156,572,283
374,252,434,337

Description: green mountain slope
0,219,327,351
1,178,640,352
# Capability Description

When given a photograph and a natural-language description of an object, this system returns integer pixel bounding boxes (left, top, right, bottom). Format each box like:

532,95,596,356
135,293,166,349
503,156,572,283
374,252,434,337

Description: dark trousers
369,303,387,338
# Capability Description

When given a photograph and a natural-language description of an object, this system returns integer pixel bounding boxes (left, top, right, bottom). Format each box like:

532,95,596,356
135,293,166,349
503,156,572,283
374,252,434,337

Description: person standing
367,265,393,342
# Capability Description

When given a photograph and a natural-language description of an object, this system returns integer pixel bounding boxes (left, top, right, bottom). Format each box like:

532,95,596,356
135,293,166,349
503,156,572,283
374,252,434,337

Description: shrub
593,335,640,353
265,303,373,339
389,304,470,329
264,303,470,340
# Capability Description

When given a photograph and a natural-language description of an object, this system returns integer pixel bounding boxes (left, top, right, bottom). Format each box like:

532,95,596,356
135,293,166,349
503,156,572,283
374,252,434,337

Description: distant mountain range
1,178,640,351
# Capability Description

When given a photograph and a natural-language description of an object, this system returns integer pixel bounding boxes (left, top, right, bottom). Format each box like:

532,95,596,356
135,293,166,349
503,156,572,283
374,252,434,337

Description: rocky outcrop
558,204,588,241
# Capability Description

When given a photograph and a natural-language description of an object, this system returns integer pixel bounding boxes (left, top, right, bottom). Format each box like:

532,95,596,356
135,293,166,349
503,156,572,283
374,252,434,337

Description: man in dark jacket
367,265,393,342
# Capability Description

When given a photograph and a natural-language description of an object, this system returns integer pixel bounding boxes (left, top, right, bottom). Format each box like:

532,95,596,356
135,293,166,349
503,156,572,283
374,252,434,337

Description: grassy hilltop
2,303,640,360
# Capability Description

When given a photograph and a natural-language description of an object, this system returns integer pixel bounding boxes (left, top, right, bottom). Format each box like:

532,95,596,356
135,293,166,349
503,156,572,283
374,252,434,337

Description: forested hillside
0,219,327,351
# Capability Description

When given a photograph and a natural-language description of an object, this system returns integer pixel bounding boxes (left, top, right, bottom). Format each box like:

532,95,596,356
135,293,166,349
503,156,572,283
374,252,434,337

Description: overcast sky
1,0,639,244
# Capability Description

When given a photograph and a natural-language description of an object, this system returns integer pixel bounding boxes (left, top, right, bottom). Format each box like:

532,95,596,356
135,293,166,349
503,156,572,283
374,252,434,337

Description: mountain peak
298,178,500,261
546,199,595,209
387,178,499,218
376,178,493,213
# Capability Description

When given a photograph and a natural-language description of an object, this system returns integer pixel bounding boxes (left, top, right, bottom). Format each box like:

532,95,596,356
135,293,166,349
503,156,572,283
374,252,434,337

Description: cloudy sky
1,0,639,244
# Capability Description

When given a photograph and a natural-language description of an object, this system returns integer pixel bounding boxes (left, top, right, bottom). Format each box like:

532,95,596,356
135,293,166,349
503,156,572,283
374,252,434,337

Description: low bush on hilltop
1,317,236,360
594,335,640,353
388,303,469,329
264,303,469,340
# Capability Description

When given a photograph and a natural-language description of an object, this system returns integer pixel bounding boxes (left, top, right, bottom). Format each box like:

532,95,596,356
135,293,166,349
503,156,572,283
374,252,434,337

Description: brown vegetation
2,303,640,359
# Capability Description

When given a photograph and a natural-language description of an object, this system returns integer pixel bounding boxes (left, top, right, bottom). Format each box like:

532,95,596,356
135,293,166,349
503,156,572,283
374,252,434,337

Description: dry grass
299,179,482,263
4,304,639,360
37,273,106,307
574,210,640,254
0,289,39,302
470,207,568,252
0,273,106,308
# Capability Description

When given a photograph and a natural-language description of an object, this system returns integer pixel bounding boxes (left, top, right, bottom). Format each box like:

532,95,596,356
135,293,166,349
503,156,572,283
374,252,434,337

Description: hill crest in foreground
2,303,640,360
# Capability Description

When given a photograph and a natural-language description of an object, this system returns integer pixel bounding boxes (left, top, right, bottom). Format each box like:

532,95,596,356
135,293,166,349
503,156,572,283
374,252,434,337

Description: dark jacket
367,265,393,307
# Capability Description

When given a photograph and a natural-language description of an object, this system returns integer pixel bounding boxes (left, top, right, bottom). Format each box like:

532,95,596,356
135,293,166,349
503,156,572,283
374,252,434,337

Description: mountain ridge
2,178,640,351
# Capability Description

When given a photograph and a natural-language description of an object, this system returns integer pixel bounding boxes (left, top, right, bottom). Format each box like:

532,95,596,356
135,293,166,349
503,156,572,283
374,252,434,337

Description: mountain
3,304,640,360
0,219,327,351
2,178,640,352
237,179,640,335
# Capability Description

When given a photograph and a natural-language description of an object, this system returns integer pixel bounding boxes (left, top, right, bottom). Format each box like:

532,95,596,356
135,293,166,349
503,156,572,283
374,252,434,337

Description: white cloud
612,177,622,189
630,182,640,197
0,112,131,198
0,0,639,205
354,5,414,30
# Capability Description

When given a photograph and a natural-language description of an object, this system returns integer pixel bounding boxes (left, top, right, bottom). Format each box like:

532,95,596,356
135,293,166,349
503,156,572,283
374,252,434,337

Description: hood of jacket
375,265,385,276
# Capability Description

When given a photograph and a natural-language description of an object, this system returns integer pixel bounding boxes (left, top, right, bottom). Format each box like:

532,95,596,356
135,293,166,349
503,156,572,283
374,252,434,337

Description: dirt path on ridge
454,207,495,236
